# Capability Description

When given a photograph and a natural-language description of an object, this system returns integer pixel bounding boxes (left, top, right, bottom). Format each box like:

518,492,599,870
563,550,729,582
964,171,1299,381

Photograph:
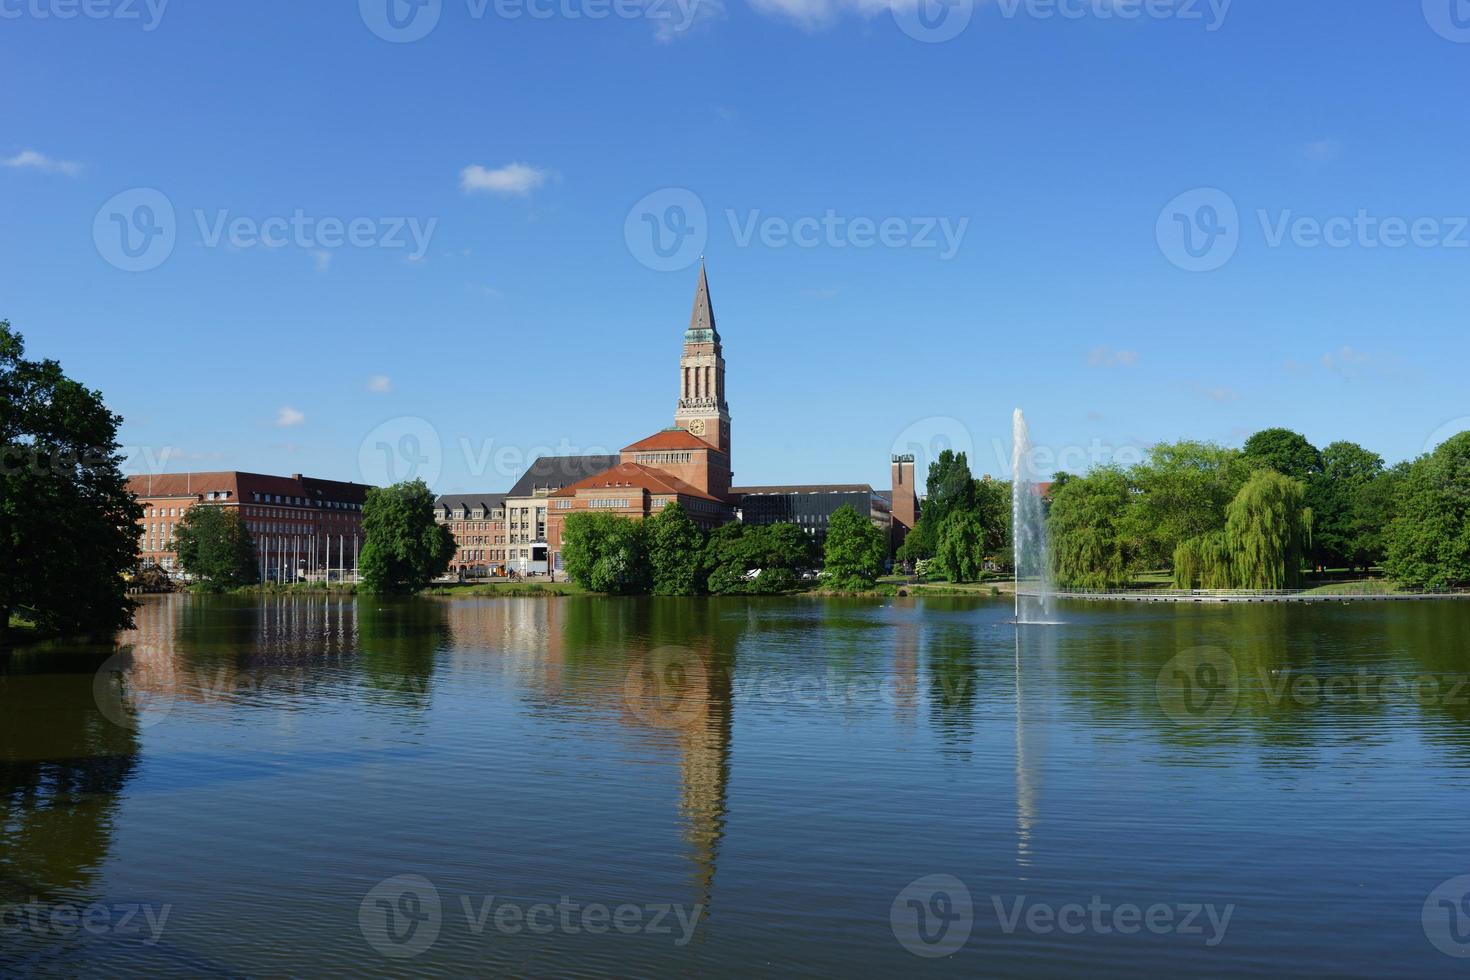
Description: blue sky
4,0,1468,493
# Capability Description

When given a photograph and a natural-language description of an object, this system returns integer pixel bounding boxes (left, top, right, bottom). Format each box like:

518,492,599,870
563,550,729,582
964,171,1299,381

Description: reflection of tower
892,616,920,729
676,647,733,908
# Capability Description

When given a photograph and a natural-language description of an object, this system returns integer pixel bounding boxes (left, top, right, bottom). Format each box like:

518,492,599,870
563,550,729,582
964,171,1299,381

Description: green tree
1242,428,1324,481
1048,466,1135,589
1125,441,1247,569
1384,433,1470,589
701,522,814,594
560,512,650,594
822,504,886,590
358,479,455,593
1173,531,1234,589
972,476,1012,567
902,449,977,562
933,510,985,583
1,321,141,643
1225,470,1311,590
1314,441,1387,570
173,505,258,590
646,502,704,596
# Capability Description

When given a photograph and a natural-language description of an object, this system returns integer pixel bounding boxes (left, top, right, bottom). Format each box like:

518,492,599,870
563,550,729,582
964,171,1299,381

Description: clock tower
675,260,731,457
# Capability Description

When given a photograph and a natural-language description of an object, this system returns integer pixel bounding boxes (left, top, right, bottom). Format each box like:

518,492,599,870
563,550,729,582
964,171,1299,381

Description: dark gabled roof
435,492,507,512
507,454,621,497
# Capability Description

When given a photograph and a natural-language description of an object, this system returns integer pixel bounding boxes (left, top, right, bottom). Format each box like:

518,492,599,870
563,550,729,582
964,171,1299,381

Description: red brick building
128,471,369,582
431,493,508,578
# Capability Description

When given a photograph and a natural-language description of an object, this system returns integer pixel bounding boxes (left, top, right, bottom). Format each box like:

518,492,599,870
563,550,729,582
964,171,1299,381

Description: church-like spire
686,259,719,344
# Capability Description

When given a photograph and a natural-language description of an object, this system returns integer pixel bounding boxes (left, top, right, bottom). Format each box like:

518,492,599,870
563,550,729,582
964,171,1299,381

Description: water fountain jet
1012,409,1058,624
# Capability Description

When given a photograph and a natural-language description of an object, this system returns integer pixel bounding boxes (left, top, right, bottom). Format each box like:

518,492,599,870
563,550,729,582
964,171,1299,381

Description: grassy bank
425,581,589,597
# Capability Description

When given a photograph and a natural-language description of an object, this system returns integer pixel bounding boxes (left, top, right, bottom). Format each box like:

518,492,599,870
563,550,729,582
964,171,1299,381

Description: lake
4,593,1470,977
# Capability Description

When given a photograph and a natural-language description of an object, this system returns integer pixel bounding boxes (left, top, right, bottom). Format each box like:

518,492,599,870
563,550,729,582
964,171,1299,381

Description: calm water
4,594,1470,977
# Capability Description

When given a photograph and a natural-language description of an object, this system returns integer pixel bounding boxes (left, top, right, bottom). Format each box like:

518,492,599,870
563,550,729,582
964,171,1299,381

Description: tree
1173,531,1233,589
1,321,141,643
646,502,704,596
1384,433,1470,589
173,505,258,590
972,476,1012,567
358,479,455,593
904,450,977,561
1314,441,1387,570
933,510,985,583
560,512,650,594
1125,441,1247,570
1225,470,1311,590
1048,466,1135,590
701,522,814,595
822,504,886,590
1242,428,1324,481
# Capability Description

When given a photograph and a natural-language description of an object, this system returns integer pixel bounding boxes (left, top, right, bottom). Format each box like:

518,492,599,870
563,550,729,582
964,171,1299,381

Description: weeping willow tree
1172,531,1233,589
1224,470,1311,590
1047,466,1135,590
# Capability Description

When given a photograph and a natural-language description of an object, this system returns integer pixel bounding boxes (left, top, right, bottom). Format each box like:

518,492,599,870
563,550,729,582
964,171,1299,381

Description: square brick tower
890,454,918,548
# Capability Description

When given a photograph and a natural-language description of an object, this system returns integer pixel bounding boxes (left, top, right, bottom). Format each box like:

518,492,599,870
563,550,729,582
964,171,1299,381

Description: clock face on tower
688,418,707,436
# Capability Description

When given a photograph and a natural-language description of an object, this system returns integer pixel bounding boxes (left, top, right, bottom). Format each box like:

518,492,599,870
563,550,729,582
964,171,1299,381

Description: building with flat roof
732,483,893,546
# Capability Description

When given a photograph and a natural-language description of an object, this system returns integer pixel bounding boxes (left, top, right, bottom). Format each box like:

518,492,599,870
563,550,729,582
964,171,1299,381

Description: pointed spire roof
686,259,719,343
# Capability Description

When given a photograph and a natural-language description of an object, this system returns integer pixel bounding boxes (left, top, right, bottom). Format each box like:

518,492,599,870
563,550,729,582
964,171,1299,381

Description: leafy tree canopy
822,504,886,590
560,512,650,595
2,321,140,642
1242,428,1323,480
358,479,455,593
173,505,258,590
934,510,985,583
646,502,704,596
1384,433,1470,589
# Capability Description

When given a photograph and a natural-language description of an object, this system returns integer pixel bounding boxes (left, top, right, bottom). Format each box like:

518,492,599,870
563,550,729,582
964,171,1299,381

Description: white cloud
1322,345,1372,377
744,0,898,30
2,149,84,177
311,250,332,273
1088,346,1140,368
460,162,549,196
1194,384,1240,403
367,375,393,394
275,406,306,427
646,0,726,40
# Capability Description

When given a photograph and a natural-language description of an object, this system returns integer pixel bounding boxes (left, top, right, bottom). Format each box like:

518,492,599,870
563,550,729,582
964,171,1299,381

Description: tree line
1046,427,1470,591
559,501,888,595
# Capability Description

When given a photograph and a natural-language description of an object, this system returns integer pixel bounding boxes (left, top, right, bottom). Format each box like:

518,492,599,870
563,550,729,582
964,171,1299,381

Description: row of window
633,452,694,465
250,491,361,511
589,498,631,508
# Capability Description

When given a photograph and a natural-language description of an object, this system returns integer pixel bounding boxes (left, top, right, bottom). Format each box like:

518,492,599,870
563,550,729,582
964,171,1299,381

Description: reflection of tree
0,650,140,904
356,599,448,709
